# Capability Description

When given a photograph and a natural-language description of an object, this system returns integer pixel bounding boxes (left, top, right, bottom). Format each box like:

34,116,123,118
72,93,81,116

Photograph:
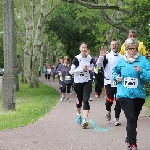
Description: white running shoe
114,118,121,126
66,98,70,102
60,97,65,101
89,98,92,101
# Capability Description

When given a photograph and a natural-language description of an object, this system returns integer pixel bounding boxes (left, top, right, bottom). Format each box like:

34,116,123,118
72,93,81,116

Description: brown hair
64,56,71,63
79,42,88,47
99,46,105,51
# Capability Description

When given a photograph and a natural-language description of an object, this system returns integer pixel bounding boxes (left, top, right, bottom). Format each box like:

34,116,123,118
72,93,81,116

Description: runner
96,39,122,126
57,56,72,102
120,29,148,57
112,37,150,150
70,42,94,129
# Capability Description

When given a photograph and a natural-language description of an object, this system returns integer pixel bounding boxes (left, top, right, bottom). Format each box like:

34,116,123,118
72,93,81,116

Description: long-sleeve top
112,55,150,99
57,63,72,84
70,54,94,83
96,50,122,85
120,41,147,56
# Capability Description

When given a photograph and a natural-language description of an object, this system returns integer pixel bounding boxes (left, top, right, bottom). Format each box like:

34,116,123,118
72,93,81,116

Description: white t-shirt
47,68,51,74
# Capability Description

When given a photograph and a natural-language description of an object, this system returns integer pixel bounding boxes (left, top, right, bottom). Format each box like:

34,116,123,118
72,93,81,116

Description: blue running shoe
76,115,82,124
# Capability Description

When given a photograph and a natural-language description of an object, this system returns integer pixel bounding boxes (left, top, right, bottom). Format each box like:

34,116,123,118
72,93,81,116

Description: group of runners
45,29,150,150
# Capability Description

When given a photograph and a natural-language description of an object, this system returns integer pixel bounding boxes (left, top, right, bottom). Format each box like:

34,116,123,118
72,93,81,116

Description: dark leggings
74,81,92,110
105,84,121,118
45,73,47,79
94,78,103,96
119,98,145,145
61,82,71,93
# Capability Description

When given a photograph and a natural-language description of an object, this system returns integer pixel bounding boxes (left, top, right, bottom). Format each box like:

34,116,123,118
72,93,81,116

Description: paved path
0,75,150,150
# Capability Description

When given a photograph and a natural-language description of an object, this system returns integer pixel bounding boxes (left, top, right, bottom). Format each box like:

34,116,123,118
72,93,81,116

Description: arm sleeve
112,66,119,82
56,64,61,72
139,59,150,81
112,60,122,82
69,57,83,74
96,56,104,67
141,42,148,56
119,44,125,55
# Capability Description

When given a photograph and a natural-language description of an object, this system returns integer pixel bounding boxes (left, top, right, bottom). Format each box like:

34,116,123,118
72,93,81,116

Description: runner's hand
83,65,87,71
134,66,141,73
100,49,106,56
116,75,122,82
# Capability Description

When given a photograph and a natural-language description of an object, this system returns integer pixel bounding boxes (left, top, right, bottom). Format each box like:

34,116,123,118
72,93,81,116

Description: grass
0,81,60,131
145,96,150,111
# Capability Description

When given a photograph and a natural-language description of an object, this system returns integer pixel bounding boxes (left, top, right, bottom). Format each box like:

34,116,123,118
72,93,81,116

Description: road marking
89,120,113,132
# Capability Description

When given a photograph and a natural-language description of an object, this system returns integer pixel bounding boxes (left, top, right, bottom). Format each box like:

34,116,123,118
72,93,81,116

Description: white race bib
60,76,63,81
80,71,88,77
123,77,138,88
65,76,71,80
111,80,117,87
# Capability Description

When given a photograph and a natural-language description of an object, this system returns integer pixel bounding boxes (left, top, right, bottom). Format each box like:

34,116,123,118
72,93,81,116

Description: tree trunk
2,0,16,110
30,18,43,87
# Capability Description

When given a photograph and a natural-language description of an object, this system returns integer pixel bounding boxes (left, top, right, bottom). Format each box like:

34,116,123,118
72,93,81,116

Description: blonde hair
124,38,139,50
64,56,71,63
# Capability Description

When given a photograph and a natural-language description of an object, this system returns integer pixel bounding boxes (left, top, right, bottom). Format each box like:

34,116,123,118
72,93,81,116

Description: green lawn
145,96,150,110
0,81,60,130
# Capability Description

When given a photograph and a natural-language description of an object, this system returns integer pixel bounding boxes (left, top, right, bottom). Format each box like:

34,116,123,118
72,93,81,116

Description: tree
14,0,62,87
45,3,109,59
61,0,150,52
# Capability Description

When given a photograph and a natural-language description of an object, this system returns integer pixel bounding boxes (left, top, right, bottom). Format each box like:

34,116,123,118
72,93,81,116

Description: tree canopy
45,3,109,59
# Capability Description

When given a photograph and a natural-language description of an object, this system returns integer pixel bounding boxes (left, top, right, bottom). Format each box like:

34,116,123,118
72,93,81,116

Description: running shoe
95,94,100,98
82,119,88,129
66,98,70,102
128,144,138,150
60,97,65,101
105,110,111,121
76,115,82,124
125,137,130,148
114,118,121,126
89,98,92,101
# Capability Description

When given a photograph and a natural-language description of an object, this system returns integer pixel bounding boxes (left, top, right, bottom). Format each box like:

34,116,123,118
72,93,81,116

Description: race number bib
111,80,117,87
60,76,62,81
123,77,138,88
65,76,71,80
80,71,88,77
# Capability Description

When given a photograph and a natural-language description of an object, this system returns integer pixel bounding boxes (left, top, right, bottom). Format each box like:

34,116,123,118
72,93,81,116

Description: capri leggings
61,82,71,93
74,80,92,110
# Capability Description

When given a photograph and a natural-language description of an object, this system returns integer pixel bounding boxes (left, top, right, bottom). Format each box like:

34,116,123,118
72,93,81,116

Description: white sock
77,112,81,116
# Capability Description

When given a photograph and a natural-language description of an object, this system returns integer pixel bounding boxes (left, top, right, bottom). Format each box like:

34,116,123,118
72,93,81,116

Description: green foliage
45,3,108,59
0,81,60,130
127,0,150,51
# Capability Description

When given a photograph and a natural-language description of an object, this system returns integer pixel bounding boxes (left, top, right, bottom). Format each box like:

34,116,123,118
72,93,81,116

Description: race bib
123,77,138,88
80,71,88,77
111,80,117,87
60,76,63,81
65,76,71,80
